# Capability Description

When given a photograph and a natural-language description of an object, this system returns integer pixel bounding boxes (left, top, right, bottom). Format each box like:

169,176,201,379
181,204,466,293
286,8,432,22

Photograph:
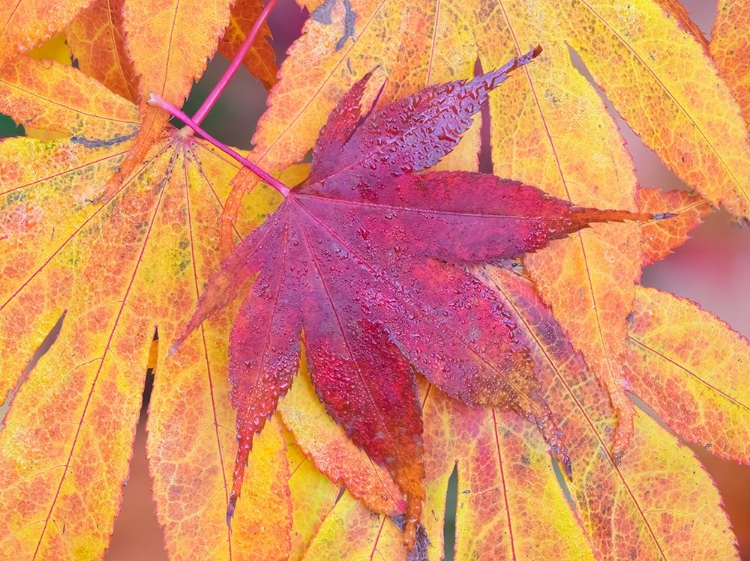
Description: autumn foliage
0,0,749,560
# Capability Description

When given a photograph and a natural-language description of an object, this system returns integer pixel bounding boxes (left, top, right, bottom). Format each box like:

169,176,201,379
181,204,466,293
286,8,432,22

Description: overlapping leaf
222,0,750,463
279,361,405,519
218,0,278,89
0,0,92,67
626,286,750,462
1,1,749,560
482,267,737,560
283,428,340,561
66,0,139,102
176,47,654,546
418,378,594,561
0,59,290,560
103,0,234,196
299,491,410,560
0,55,138,140
559,0,750,217
122,0,231,112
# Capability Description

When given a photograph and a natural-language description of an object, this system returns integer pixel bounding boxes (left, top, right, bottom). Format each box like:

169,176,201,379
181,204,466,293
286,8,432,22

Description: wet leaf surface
178,48,643,546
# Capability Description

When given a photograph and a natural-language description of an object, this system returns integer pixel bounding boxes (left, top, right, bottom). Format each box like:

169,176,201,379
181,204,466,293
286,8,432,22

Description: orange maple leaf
0,57,289,560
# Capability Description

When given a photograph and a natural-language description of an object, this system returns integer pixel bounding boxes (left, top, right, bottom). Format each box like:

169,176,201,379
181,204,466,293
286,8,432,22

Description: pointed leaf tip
226,496,237,529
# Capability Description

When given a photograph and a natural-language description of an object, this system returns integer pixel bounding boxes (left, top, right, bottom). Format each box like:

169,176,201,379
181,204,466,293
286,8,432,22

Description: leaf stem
149,93,290,197
192,0,280,125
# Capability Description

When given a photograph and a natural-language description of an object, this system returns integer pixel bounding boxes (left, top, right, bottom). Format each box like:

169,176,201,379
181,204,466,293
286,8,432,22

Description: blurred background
1,0,747,559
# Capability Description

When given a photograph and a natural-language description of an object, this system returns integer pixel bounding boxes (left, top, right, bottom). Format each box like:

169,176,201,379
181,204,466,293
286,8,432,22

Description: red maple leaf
173,46,641,547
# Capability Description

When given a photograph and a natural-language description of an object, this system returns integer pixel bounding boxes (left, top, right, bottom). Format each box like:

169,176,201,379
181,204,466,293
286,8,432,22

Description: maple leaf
66,0,139,103
174,46,648,546
2,2,749,560
0,56,292,560
218,0,279,90
225,0,750,464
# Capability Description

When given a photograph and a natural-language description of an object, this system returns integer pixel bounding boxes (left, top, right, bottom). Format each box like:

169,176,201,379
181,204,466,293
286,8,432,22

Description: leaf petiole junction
148,93,290,197
149,0,288,197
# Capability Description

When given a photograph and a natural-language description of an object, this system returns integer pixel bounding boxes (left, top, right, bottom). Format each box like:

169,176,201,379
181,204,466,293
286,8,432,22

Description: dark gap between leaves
552,454,575,512
443,463,458,561
0,113,25,138
0,310,66,427
175,57,269,150
334,485,347,505
140,371,156,424
104,327,167,561
474,57,493,175
141,328,159,421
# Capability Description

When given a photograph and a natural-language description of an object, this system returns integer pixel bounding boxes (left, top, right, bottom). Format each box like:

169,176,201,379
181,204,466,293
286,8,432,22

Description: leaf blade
637,188,712,267
712,0,750,126
563,0,750,217
627,286,750,463
0,56,138,139
66,0,139,103
484,267,739,560
278,363,404,519
218,0,278,89
0,0,92,67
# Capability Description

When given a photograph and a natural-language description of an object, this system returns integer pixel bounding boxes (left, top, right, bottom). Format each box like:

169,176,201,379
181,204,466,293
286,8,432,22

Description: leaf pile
1,0,749,560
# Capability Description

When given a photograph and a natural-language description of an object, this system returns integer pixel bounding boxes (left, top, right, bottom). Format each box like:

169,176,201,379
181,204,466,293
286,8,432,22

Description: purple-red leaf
178,47,643,547
300,48,542,195
305,320,425,535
